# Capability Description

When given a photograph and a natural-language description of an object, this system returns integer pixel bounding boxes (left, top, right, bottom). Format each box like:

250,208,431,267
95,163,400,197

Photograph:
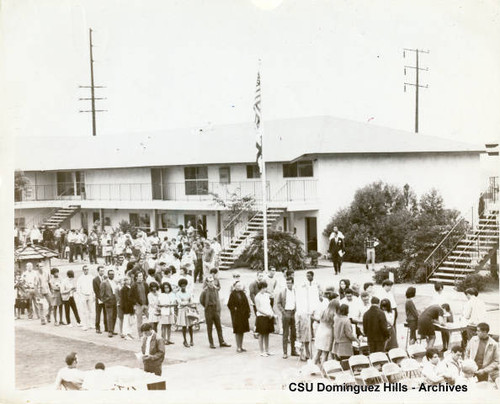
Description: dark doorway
305,217,317,253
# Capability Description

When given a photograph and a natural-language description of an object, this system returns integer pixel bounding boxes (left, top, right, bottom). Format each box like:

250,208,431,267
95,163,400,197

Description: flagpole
254,60,268,272
260,129,269,273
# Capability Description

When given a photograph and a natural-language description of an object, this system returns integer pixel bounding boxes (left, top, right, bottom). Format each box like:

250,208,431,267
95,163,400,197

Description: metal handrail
214,199,257,243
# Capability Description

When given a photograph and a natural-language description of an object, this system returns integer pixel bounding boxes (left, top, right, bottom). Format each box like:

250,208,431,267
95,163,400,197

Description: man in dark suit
329,226,345,275
99,269,117,338
92,266,107,334
141,323,165,376
362,296,390,353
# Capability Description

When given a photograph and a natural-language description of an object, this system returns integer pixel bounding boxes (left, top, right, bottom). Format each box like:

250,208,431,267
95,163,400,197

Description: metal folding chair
382,362,404,383
407,344,426,363
333,372,357,386
360,367,384,385
348,354,370,376
322,360,344,381
369,352,389,371
388,347,408,365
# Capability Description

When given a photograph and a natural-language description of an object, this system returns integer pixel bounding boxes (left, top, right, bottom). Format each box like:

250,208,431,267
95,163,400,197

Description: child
103,240,112,265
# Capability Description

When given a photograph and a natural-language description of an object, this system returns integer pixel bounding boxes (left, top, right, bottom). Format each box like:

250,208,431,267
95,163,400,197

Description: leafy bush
241,230,306,271
373,266,401,284
455,274,490,293
118,220,137,238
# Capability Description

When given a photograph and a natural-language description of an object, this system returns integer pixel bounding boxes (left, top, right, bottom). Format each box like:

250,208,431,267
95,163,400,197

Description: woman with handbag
49,268,64,325
380,298,398,350
158,282,177,345
227,280,251,353
255,281,276,357
333,304,359,360
176,278,196,347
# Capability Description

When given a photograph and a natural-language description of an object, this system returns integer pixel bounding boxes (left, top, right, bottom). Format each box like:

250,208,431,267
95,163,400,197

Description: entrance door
305,217,317,253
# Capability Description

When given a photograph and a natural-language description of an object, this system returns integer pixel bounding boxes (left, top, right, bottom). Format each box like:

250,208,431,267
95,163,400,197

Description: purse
186,307,199,320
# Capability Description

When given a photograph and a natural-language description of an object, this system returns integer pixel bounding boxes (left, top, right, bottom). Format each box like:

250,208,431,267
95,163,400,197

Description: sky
2,0,500,144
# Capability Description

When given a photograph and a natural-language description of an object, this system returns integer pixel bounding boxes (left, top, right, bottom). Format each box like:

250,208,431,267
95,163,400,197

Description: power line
79,28,107,136
404,48,429,134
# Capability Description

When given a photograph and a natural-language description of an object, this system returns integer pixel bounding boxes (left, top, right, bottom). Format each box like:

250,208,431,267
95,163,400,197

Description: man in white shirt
376,279,397,326
82,362,114,391
462,288,487,347
22,262,39,320
77,265,94,330
340,288,362,322
276,277,298,359
54,352,84,390
301,271,322,316
67,230,77,263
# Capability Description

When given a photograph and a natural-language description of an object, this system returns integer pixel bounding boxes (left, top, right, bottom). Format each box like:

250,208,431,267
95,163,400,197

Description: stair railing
214,199,257,250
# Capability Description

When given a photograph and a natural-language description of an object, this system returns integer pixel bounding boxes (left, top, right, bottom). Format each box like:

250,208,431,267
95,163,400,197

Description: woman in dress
49,268,64,325
333,304,359,360
313,299,340,365
338,279,350,300
147,282,160,332
255,281,275,357
176,278,196,347
380,298,398,350
418,304,445,349
405,287,419,345
158,282,177,345
227,280,251,353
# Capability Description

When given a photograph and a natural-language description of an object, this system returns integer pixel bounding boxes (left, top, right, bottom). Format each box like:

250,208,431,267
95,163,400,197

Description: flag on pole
254,71,263,173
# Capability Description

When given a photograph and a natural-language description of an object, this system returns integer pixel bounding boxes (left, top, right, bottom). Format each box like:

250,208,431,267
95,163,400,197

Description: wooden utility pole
79,28,106,136
404,48,429,133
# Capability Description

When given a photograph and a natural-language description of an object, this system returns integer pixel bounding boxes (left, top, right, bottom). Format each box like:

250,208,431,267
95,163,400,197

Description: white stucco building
14,116,485,255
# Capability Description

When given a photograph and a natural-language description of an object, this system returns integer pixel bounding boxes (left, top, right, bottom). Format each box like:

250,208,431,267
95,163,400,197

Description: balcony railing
16,179,318,203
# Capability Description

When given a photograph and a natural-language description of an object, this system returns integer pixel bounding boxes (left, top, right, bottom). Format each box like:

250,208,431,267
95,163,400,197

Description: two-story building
14,116,484,259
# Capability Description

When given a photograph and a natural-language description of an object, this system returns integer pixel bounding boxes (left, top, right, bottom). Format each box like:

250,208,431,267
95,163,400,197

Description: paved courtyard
15,259,499,390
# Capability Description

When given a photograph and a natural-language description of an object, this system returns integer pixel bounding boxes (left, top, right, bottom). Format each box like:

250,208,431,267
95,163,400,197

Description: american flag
254,71,263,173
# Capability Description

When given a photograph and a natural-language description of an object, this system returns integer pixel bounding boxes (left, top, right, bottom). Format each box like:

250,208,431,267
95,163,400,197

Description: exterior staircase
428,207,499,285
41,205,81,229
218,207,286,270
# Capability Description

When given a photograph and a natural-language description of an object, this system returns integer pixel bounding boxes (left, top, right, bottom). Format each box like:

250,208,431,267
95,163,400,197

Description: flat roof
15,116,484,171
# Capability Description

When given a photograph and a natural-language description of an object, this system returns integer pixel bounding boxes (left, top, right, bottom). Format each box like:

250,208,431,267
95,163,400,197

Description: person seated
441,345,463,383
54,352,84,390
82,362,115,390
454,359,478,386
421,348,445,384
464,322,499,382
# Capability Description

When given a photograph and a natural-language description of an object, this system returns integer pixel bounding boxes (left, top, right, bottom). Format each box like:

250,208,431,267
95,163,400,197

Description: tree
14,170,30,201
323,182,417,262
211,191,256,237
241,230,306,270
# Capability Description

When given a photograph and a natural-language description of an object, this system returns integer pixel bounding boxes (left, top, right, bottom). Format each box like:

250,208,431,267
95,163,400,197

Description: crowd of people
14,224,498,390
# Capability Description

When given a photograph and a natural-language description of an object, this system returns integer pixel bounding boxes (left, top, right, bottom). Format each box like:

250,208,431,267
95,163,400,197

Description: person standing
176,278,196,348
21,262,39,320
35,262,52,325
329,226,345,275
147,282,160,333
314,299,339,365
199,276,231,349
333,304,359,360
49,268,64,325
377,279,398,327
362,297,390,353
120,277,135,340
255,281,275,357
130,272,149,336
405,287,419,345
100,269,118,338
417,304,445,349
88,230,99,264
202,241,215,279
67,230,77,263
461,287,487,348
227,280,251,353
92,266,107,334
76,265,94,331
193,242,204,283
140,323,165,376
276,277,299,359
158,282,176,345
61,270,81,327
380,298,398,350
364,233,379,271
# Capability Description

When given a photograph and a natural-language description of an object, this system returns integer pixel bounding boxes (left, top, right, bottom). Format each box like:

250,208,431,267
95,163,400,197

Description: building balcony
15,180,318,209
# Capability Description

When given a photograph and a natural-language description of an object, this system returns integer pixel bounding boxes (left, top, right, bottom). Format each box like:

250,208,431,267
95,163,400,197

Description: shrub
455,274,490,293
241,230,306,271
118,220,137,238
373,266,400,284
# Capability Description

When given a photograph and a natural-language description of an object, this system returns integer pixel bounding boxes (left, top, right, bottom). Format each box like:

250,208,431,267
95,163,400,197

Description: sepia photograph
1,0,499,403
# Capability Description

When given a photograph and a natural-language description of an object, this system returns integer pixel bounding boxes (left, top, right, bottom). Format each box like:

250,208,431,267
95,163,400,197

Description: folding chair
400,358,423,382
407,344,426,363
360,367,385,385
348,355,370,376
322,360,344,381
333,372,357,386
382,362,404,383
369,352,389,371
388,348,408,365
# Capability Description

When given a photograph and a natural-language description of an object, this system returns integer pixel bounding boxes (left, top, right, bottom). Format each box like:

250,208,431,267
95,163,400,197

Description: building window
246,164,261,179
129,213,150,229
184,166,208,195
282,160,313,178
159,213,178,229
219,167,231,184
56,171,85,196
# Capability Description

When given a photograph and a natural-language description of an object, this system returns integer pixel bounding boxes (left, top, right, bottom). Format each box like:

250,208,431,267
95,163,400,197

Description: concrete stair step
437,267,475,273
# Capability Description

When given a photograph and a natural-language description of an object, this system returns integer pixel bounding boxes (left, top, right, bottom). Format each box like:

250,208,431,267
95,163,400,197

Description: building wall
315,152,481,253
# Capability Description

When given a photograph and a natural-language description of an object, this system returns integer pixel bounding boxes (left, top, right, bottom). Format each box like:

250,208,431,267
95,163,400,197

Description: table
106,366,166,390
